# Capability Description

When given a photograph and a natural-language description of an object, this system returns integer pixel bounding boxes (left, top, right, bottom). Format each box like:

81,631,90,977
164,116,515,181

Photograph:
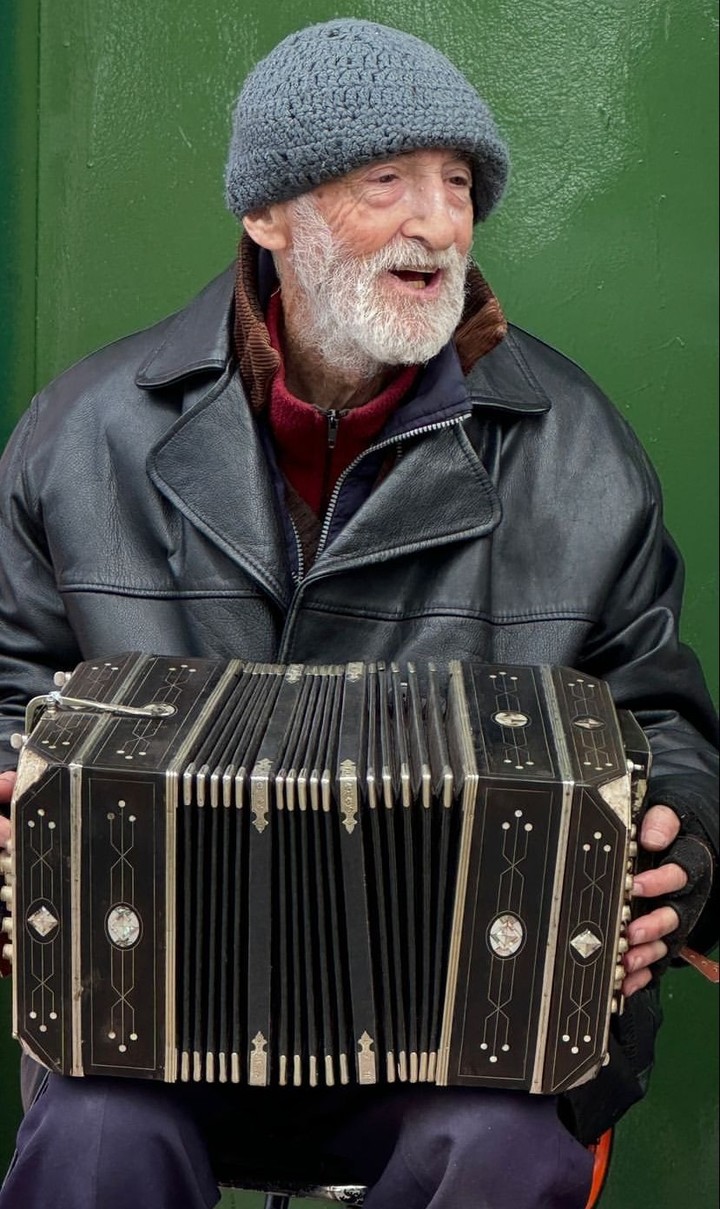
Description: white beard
282,195,470,379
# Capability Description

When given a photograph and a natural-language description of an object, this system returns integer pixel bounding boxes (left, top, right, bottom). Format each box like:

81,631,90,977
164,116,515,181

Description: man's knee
24,1075,195,1153
397,1090,593,1200
4,1075,219,1209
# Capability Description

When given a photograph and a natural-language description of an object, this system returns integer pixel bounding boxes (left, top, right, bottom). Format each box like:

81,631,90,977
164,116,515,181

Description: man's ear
242,204,290,251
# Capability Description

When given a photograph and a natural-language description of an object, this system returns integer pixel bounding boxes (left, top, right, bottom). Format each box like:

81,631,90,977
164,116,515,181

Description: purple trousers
0,1072,593,1209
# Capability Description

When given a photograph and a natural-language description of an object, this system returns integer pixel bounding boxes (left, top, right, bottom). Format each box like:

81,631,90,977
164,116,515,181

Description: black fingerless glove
647,820,715,974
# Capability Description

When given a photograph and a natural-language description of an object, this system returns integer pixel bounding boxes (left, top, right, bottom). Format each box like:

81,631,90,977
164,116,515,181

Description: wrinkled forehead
292,148,474,206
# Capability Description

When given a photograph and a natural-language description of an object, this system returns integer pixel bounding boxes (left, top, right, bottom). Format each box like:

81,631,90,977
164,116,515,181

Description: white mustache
344,239,467,278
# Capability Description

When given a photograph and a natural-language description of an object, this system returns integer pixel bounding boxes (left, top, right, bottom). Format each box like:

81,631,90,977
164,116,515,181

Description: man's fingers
622,967,653,998
0,771,16,806
618,938,671,996
622,937,669,997
633,862,687,899
640,803,681,852
626,904,679,946
0,772,14,850
623,938,668,974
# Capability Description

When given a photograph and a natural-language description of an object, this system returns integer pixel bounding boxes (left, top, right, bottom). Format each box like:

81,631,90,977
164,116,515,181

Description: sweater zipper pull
327,410,340,450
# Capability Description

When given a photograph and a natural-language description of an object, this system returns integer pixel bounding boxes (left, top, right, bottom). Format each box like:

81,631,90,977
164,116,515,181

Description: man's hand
0,771,15,849
622,803,686,997
0,772,15,977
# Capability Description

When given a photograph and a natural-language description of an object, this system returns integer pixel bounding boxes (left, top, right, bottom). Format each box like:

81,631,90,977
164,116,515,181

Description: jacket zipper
289,514,305,586
326,409,341,450
291,409,341,585
279,411,471,654
320,409,342,515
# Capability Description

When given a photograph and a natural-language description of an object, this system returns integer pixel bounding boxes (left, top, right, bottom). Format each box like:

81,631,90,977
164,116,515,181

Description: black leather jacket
0,268,716,1141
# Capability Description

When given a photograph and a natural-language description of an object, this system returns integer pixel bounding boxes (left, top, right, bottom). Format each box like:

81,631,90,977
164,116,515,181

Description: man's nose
399,181,461,250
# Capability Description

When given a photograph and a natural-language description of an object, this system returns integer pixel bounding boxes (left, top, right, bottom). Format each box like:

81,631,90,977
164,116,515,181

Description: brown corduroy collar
232,234,508,410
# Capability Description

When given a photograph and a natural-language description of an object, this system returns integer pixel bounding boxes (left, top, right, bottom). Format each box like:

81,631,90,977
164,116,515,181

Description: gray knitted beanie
225,19,509,223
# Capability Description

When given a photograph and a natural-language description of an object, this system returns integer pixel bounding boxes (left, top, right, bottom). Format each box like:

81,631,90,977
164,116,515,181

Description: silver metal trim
251,758,272,832
164,659,243,1082
436,662,479,1084
530,666,575,1093
249,1033,269,1086
385,1051,395,1082
339,759,358,833
69,762,84,1076
9,808,18,1045
164,769,178,1082
597,773,632,821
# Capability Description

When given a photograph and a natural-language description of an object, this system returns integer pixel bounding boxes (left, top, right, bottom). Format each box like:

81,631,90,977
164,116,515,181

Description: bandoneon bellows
4,655,649,1094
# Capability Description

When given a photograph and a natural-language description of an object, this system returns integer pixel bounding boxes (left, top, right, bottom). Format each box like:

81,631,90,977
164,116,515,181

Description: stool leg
264,1196,292,1209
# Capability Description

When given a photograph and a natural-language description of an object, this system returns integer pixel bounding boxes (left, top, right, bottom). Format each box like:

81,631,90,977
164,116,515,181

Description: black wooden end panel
448,781,562,1088
15,766,71,1073
543,786,626,1093
82,773,166,1077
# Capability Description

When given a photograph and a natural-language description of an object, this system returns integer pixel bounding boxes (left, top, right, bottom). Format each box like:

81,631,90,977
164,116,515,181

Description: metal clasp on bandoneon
23,691,177,734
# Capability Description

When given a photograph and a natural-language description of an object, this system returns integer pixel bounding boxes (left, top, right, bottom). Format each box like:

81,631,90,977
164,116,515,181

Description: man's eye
450,175,472,188
373,173,399,184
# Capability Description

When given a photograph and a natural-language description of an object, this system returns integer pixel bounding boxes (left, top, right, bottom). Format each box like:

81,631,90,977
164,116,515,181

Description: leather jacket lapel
147,368,291,608
307,419,503,577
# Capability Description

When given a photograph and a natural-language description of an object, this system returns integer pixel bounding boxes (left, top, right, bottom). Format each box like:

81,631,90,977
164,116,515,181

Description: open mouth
388,268,441,291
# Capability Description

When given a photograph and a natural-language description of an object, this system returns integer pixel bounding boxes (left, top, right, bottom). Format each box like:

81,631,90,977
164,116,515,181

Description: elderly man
0,18,716,1209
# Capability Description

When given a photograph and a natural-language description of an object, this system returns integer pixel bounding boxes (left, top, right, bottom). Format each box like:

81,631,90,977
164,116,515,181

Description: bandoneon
2,655,650,1095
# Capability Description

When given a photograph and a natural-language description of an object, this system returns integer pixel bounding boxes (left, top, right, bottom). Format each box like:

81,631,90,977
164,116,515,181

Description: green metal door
1,2,717,1204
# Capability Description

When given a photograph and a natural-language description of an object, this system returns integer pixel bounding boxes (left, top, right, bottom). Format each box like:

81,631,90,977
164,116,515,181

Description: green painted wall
0,0,38,1165
0,1,717,1204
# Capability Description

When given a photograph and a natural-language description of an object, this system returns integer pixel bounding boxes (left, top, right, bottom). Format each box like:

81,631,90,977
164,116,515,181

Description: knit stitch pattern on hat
226,18,509,222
